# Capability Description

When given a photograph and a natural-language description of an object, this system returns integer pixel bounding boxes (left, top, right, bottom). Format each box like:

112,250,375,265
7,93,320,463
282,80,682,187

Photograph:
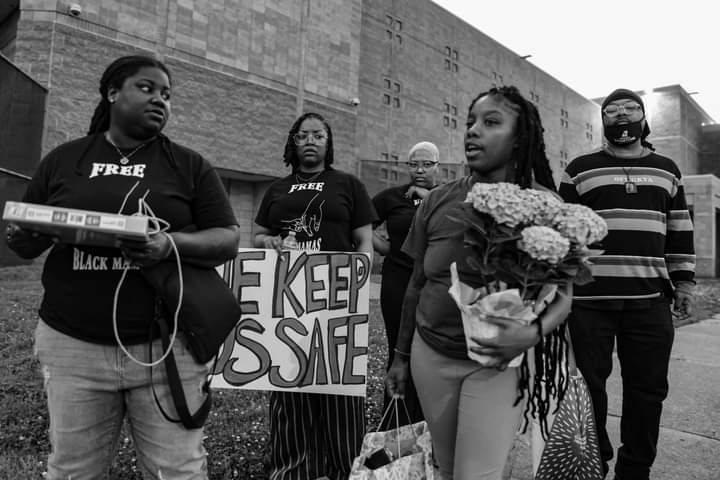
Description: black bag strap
151,306,212,430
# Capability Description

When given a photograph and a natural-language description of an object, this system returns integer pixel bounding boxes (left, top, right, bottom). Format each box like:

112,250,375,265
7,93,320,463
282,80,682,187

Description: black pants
568,300,674,480
379,259,424,427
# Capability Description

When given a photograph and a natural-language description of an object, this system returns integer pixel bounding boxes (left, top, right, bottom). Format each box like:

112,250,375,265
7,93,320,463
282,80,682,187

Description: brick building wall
700,124,720,177
4,1,720,273
357,0,603,193
8,0,361,248
0,6,19,57
684,175,720,277
608,85,714,175
0,54,47,266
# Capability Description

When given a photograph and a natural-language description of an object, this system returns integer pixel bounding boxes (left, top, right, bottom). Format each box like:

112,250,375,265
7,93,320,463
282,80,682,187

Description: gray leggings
411,333,522,480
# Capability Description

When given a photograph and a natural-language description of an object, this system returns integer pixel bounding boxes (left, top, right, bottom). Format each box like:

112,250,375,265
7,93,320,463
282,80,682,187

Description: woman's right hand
5,222,55,245
5,223,56,259
261,234,283,253
385,357,410,399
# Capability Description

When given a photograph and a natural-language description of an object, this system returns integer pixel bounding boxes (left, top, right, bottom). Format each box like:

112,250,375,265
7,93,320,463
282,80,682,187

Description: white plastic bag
349,400,435,480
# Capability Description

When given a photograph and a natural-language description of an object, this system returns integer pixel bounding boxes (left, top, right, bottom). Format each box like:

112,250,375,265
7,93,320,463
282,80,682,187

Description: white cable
112,197,182,367
117,180,140,215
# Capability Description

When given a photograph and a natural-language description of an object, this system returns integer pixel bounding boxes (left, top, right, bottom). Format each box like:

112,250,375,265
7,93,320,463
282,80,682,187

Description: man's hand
673,282,694,319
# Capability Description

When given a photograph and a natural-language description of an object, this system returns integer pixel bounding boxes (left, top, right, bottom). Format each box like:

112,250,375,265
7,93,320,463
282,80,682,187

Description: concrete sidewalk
505,318,720,479
369,279,720,478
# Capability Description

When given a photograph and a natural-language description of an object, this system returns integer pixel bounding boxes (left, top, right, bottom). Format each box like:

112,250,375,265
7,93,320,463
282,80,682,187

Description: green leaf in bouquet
495,223,521,238
573,263,595,285
498,258,528,283
526,264,554,282
558,264,580,277
464,228,490,247
466,255,496,276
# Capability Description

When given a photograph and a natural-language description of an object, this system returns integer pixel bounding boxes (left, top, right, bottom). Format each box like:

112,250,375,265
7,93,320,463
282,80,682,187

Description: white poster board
210,249,371,397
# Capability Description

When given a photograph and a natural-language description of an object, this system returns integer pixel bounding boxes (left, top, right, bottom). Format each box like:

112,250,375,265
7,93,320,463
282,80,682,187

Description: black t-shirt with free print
255,168,377,252
22,134,237,344
372,183,430,270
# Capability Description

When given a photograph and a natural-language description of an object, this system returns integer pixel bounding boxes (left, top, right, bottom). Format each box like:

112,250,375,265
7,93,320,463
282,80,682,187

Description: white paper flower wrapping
449,262,558,368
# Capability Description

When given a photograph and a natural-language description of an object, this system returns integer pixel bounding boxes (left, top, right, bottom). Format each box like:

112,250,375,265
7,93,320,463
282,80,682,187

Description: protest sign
211,248,371,397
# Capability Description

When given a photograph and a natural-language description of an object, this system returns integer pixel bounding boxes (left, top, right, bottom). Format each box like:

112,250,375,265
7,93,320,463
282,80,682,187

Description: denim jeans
34,320,209,480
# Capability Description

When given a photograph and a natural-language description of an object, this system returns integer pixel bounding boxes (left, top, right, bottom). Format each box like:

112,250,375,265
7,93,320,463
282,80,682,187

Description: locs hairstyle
468,85,568,439
283,112,335,172
467,86,556,191
87,55,172,135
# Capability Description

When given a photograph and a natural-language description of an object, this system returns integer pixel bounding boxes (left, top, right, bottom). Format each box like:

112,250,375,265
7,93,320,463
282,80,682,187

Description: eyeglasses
293,132,328,145
406,161,438,170
602,103,642,117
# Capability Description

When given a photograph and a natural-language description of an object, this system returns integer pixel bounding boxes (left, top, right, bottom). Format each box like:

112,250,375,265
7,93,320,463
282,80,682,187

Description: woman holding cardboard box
5,55,239,480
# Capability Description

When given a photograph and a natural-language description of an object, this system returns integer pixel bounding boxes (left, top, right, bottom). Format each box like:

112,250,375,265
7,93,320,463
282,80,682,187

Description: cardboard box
3,201,150,248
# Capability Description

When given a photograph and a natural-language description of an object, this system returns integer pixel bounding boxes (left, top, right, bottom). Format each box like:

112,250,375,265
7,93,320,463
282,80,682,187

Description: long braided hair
87,55,171,135
468,85,570,439
77,56,174,175
468,85,557,190
282,112,335,172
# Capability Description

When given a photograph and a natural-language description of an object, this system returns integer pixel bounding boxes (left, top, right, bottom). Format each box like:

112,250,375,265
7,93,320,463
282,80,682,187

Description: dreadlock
87,55,172,135
468,85,557,190
468,85,570,439
283,112,335,172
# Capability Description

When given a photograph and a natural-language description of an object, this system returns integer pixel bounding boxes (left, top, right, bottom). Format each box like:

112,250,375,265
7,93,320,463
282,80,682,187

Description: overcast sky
433,0,718,122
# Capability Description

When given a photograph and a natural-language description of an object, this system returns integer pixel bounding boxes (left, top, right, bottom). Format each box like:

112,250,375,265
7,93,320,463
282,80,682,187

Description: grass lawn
0,263,387,479
1,263,718,479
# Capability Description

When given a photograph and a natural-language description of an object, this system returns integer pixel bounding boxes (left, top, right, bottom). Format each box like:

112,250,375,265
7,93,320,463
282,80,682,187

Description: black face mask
603,118,645,146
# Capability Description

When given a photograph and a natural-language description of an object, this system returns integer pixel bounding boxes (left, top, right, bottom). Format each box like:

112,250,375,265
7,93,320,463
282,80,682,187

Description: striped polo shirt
559,149,695,300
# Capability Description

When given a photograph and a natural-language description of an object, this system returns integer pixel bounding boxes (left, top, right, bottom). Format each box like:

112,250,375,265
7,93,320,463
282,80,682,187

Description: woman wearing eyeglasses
253,112,377,480
371,141,439,427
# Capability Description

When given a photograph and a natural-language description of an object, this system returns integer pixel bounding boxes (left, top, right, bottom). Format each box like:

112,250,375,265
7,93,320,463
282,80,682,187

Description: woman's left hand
119,232,172,267
469,316,539,370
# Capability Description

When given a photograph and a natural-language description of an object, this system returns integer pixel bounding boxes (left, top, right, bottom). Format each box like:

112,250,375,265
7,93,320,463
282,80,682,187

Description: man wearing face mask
559,88,695,480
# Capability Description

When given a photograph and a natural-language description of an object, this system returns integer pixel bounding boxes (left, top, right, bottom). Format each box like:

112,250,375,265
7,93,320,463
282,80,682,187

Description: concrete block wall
226,179,260,248
12,9,359,176
0,7,18,57
357,0,602,193
684,175,720,277
644,87,711,175
0,57,47,176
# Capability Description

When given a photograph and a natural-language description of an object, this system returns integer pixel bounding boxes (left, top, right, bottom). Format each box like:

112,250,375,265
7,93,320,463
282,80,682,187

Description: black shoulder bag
143,260,242,429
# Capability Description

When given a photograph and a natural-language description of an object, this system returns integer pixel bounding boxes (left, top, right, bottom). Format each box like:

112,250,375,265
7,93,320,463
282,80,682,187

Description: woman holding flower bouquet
385,86,582,479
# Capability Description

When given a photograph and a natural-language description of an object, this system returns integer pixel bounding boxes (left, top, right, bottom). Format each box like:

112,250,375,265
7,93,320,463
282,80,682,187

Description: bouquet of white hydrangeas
448,182,607,367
